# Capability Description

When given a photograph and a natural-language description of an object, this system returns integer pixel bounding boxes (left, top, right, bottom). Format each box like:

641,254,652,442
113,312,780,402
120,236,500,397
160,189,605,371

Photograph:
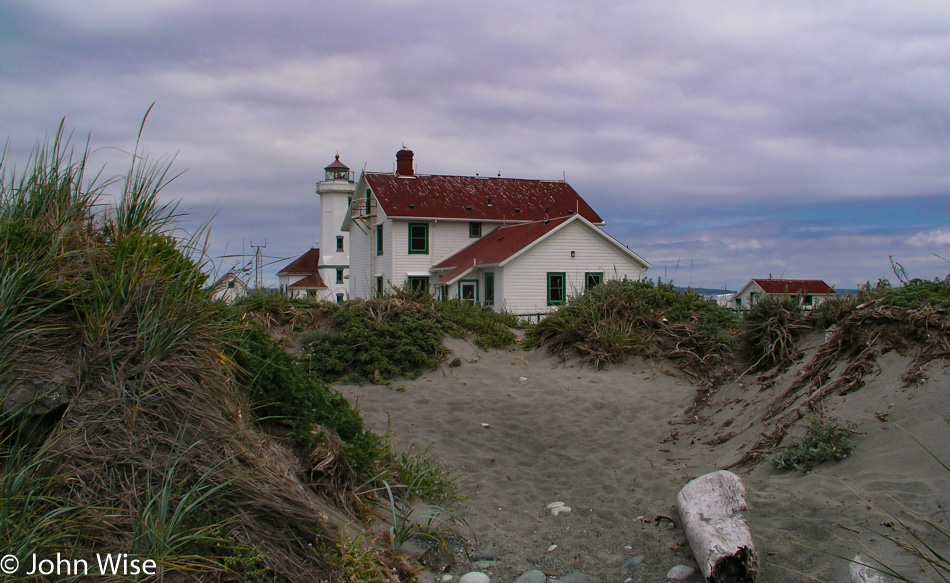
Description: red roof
752,279,836,295
287,273,327,289
277,248,321,275
365,173,603,224
325,154,349,170
432,217,571,283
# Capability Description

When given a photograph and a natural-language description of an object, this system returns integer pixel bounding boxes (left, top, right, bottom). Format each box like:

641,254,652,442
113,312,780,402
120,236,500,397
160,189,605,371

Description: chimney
396,148,414,176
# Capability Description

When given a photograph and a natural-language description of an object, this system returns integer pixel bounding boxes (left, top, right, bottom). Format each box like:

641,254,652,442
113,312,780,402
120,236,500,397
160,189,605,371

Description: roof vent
408,204,415,208
567,209,575,214
465,205,473,211
514,208,521,213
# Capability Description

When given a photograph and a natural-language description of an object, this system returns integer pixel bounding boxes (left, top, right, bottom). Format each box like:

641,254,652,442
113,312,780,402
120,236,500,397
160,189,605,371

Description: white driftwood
676,470,758,582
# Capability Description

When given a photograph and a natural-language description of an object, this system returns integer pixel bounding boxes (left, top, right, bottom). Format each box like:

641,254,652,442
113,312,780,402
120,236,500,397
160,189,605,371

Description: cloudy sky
3,1,949,291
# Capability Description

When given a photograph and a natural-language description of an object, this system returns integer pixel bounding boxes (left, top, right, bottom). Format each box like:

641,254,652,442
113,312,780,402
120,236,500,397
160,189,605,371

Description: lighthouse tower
317,154,356,301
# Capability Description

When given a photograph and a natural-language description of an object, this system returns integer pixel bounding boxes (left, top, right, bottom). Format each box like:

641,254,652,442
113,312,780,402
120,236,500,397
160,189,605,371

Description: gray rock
3,379,69,446
459,572,490,583
665,565,695,580
623,555,645,570
555,573,589,583
513,570,546,583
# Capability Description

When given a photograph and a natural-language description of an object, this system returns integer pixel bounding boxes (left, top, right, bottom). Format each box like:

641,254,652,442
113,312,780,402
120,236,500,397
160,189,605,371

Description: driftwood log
676,470,758,582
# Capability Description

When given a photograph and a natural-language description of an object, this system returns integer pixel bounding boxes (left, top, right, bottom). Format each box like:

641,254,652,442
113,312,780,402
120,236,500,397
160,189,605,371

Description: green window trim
469,222,482,238
376,224,384,255
408,223,429,254
484,271,495,306
585,272,603,291
547,272,566,306
375,276,384,297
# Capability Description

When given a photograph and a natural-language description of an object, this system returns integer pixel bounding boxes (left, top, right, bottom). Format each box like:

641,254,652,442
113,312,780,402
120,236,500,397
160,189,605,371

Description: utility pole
250,240,266,289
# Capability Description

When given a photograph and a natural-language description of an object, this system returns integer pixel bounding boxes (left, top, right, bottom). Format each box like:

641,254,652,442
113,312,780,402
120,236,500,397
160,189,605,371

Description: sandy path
337,339,950,582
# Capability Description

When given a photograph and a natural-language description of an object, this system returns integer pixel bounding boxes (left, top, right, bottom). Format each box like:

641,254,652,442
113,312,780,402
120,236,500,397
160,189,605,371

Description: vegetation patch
525,279,741,381
765,415,855,472
290,293,518,384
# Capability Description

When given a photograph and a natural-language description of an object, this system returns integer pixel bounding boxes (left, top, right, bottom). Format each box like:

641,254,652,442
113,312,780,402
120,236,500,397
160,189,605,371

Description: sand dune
338,335,950,582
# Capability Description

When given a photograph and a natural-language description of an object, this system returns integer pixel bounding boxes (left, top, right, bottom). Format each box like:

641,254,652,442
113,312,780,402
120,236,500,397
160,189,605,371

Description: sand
337,336,950,582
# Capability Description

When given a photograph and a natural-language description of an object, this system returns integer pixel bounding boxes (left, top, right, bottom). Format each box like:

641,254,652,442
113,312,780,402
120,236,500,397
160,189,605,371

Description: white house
208,270,249,304
341,148,650,315
730,278,837,311
276,248,328,300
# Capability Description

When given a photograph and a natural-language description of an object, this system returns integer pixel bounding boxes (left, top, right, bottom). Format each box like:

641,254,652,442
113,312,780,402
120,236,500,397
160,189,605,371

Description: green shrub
525,279,740,374
229,322,384,475
766,415,854,472
437,299,518,349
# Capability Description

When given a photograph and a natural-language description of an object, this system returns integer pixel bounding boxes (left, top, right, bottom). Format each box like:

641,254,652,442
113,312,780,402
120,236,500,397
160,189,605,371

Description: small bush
766,415,854,472
741,295,812,370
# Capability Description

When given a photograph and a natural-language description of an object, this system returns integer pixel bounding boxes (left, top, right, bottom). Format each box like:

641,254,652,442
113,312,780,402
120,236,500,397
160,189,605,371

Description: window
484,272,495,306
803,295,814,306
306,289,316,299
336,268,344,284
336,236,344,252
469,222,482,238
459,280,478,304
376,224,383,255
336,293,344,303
407,277,429,296
364,189,372,215
438,286,447,302
547,272,566,306
408,223,429,254
585,272,603,291
375,276,384,297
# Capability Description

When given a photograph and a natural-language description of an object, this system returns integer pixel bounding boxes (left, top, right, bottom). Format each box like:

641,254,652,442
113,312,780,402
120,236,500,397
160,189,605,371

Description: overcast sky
3,1,949,291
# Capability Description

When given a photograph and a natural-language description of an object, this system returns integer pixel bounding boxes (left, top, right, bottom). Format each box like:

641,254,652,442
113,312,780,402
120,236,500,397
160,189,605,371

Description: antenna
250,240,267,289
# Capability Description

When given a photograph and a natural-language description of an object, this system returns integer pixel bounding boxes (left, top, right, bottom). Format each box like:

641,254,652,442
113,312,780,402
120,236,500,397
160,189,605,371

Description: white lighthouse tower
316,154,356,301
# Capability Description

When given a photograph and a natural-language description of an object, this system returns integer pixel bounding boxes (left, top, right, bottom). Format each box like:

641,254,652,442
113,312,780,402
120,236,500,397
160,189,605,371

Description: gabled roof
277,248,321,275
208,270,249,292
431,214,650,285
748,279,836,295
364,173,604,224
287,273,327,289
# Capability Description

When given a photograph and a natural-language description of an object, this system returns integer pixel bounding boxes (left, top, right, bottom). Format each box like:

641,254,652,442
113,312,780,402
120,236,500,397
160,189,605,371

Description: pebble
547,544,558,552
623,555,645,570
458,572,490,583
440,576,453,583
513,570,546,583
555,573,589,583
470,553,497,562
666,565,696,580
546,501,572,516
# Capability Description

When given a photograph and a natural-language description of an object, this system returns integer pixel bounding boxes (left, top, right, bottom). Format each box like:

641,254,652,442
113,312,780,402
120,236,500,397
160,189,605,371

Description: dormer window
469,222,482,238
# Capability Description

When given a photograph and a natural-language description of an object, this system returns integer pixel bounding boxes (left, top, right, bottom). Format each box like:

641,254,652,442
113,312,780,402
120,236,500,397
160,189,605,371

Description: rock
665,565,696,580
547,544,558,552
458,572,490,583
555,573,589,583
623,555,645,570
2,379,69,446
595,551,623,565
440,575,453,583
513,570,546,583
470,553,497,562
420,541,455,572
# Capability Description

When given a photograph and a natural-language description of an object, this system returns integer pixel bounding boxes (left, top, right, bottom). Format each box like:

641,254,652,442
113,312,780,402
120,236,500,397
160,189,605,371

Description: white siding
501,221,645,316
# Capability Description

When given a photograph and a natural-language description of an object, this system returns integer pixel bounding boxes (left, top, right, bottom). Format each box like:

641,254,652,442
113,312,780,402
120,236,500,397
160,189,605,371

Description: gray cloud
2,0,949,288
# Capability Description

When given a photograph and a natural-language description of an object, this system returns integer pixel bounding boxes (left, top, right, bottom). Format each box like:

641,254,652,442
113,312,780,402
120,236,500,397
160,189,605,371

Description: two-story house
341,148,649,315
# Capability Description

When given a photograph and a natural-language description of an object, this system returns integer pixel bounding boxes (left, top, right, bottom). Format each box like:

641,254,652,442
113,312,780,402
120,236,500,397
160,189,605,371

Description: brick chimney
396,148,414,176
